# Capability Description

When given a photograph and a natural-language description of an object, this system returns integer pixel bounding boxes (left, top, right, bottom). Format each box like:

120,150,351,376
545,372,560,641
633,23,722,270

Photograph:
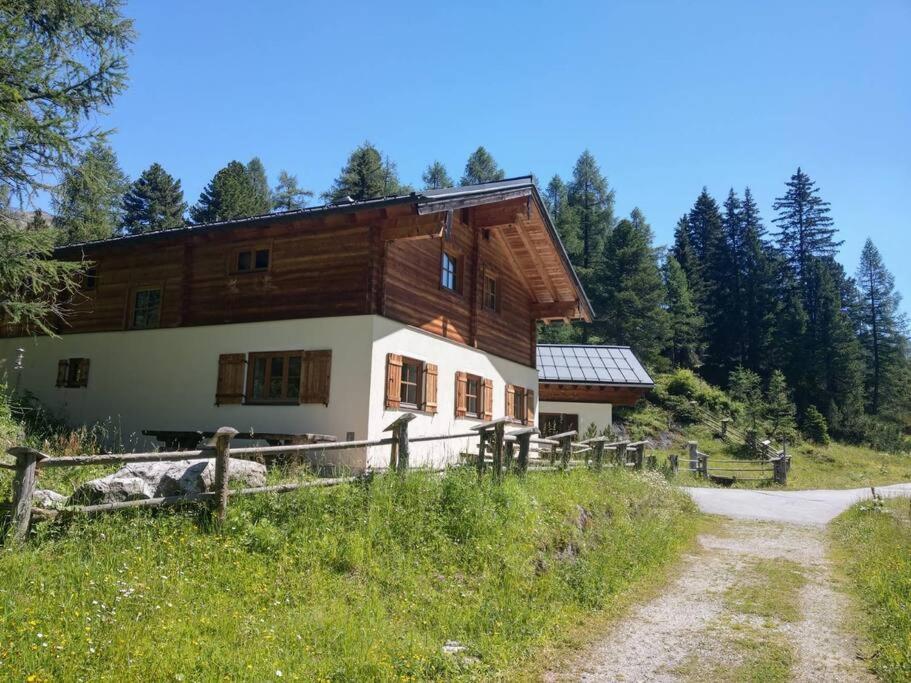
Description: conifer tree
567,151,614,272
765,370,797,441
422,161,453,190
53,141,129,244
729,366,764,431
739,188,777,373
325,142,405,202
459,147,505,185
544,174,582,262
855,239,907,415
190,160,264,223
245,157,272,215
122,163,187,234
271,171,313,211
772,167,842,287
672,215,703,305
663,255,702,368
592,209,668,366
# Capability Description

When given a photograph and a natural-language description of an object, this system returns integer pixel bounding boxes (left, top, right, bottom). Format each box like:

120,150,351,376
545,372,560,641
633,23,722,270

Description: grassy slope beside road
0,468,696,682
831,498,911,682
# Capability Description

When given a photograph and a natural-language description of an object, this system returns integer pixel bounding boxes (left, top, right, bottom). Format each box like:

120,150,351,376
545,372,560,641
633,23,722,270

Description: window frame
245,350,304,405
482,273,498,312
440,250,460,293
57,358,90,388
231,243,272,275
82,265,98,292
465,373,482,418
540,412,579,437
129,286,163,330
512,386,526,423
399,356,424,409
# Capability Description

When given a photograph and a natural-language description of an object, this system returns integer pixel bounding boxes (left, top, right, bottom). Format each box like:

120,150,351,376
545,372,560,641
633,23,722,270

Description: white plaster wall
0,316,375,464
539,400,613,438
366,317,539,469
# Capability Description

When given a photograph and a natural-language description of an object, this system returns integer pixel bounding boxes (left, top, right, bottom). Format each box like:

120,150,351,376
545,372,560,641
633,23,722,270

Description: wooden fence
683,440,789,486
688,402,787,461
1,415,666,545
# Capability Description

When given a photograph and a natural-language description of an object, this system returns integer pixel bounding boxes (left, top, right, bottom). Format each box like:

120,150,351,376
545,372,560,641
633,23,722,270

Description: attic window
441,252,458,292
483,274,498,312
131,288,161,329
236,247,270,273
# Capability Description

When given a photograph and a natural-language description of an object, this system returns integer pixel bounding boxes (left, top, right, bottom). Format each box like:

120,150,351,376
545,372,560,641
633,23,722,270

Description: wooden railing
683,440,788,485
687,402,787,461
1,415,668,544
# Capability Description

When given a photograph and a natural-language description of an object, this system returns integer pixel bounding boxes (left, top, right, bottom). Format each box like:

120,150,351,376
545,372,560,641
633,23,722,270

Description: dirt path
546,519,873,682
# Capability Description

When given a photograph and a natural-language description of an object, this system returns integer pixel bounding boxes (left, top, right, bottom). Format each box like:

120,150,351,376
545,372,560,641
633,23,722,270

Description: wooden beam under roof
471,197,529,228
416,187,532,215
504,220,560,303
531,301,581,321
378,213,447,241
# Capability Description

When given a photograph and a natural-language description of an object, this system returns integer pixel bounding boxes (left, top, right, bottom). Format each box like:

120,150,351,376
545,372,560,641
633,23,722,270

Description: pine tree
543,174,582,262
53,141,129,244
591,209,668,366
245,157,272,215
729,366,764,431
765,369,797,442
459,147,505,185
325,142,405,202
122,163,186,234
686,188,724,264
567,150,614,271
190,161,265,223
422,161,453,190
672,215,704,305
739,188,777,373
663,255,702,368
855,238,907,415
271,171,313,211
772,167,842,287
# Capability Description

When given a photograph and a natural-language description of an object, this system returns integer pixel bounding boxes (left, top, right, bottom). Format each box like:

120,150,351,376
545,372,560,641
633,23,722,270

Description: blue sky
74,0,910,308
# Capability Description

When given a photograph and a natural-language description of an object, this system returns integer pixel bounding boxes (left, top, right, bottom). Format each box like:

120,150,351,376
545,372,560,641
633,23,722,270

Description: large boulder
70,458,266,505
32,489,68,509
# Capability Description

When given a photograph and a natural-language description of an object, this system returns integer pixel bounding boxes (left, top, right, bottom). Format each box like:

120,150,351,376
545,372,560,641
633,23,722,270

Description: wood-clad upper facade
12,178,591,368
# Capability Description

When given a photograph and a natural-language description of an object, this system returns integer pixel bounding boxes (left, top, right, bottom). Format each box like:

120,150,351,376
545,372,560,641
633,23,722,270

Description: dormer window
441,251,458,292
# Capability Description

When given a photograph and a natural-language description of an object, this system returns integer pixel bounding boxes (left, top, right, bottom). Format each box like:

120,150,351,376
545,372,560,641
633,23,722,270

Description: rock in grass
32,489,68,508
69,459,266,505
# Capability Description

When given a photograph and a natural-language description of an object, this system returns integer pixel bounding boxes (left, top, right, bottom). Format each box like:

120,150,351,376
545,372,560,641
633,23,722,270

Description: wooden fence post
668,453,679,475
687,441,698,473
512,427,536,475
592,438,606,471
560,435,572,469
549,443,557,466
477,430,488,476
697,452,709,479
211,427,238,526
6,447,49,544
504,440,515,473
720,418,730,440
492,421,505,481
634,443,645,471
382,413,416,474
773,457,788,485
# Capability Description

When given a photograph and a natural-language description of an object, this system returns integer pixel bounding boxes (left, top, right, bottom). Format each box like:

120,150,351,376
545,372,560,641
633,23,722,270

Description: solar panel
536,345,653,387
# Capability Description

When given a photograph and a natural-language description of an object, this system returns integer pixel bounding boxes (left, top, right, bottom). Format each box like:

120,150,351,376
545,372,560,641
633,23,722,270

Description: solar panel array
536,345,653,385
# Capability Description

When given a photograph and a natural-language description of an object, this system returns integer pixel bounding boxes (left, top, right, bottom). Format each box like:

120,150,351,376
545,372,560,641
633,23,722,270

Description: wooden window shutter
525,388,535,426
215,353,246,405
302,350,332,405
505,384,516,419
454,371,468,417
77,358,90,387
385,353,403,409
56,359,69,387
482,378,494,421
422,363,438,414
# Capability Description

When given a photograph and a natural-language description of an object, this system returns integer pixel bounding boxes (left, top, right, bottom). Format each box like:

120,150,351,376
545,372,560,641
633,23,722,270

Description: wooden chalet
0,177,593,469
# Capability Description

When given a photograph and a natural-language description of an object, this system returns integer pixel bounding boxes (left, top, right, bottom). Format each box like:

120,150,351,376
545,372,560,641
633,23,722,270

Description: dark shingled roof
537,344,654,386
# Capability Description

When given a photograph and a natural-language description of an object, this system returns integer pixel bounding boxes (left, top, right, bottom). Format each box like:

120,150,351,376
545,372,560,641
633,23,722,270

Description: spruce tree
325,142,405,202
765,370,797,442
592,209,668,366
422,161,453,190
855,239,907,415
271,171,313,211
663,255,702,368
190,161,264,223
245,157,272,215
459,146,505,185
544,174,582,262
739,188,777,373
567,150,614,271
53,141,129,244
772,167,842,287
729,366,764,431
672,215,704,305
122,163,187,234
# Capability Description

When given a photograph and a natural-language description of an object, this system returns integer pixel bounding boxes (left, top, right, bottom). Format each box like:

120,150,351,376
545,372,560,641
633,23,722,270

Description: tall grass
0,468,695,681
831,498,911,681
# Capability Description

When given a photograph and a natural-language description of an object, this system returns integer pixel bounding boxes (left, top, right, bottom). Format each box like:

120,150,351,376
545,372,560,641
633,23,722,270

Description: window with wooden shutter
216,353,247,405
505,384,516,419
56,360,69,387
525,388,535,426
482,378,494,420
454,371,468,417
301,350,332,405
385,353,403,409
422,363,438,414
